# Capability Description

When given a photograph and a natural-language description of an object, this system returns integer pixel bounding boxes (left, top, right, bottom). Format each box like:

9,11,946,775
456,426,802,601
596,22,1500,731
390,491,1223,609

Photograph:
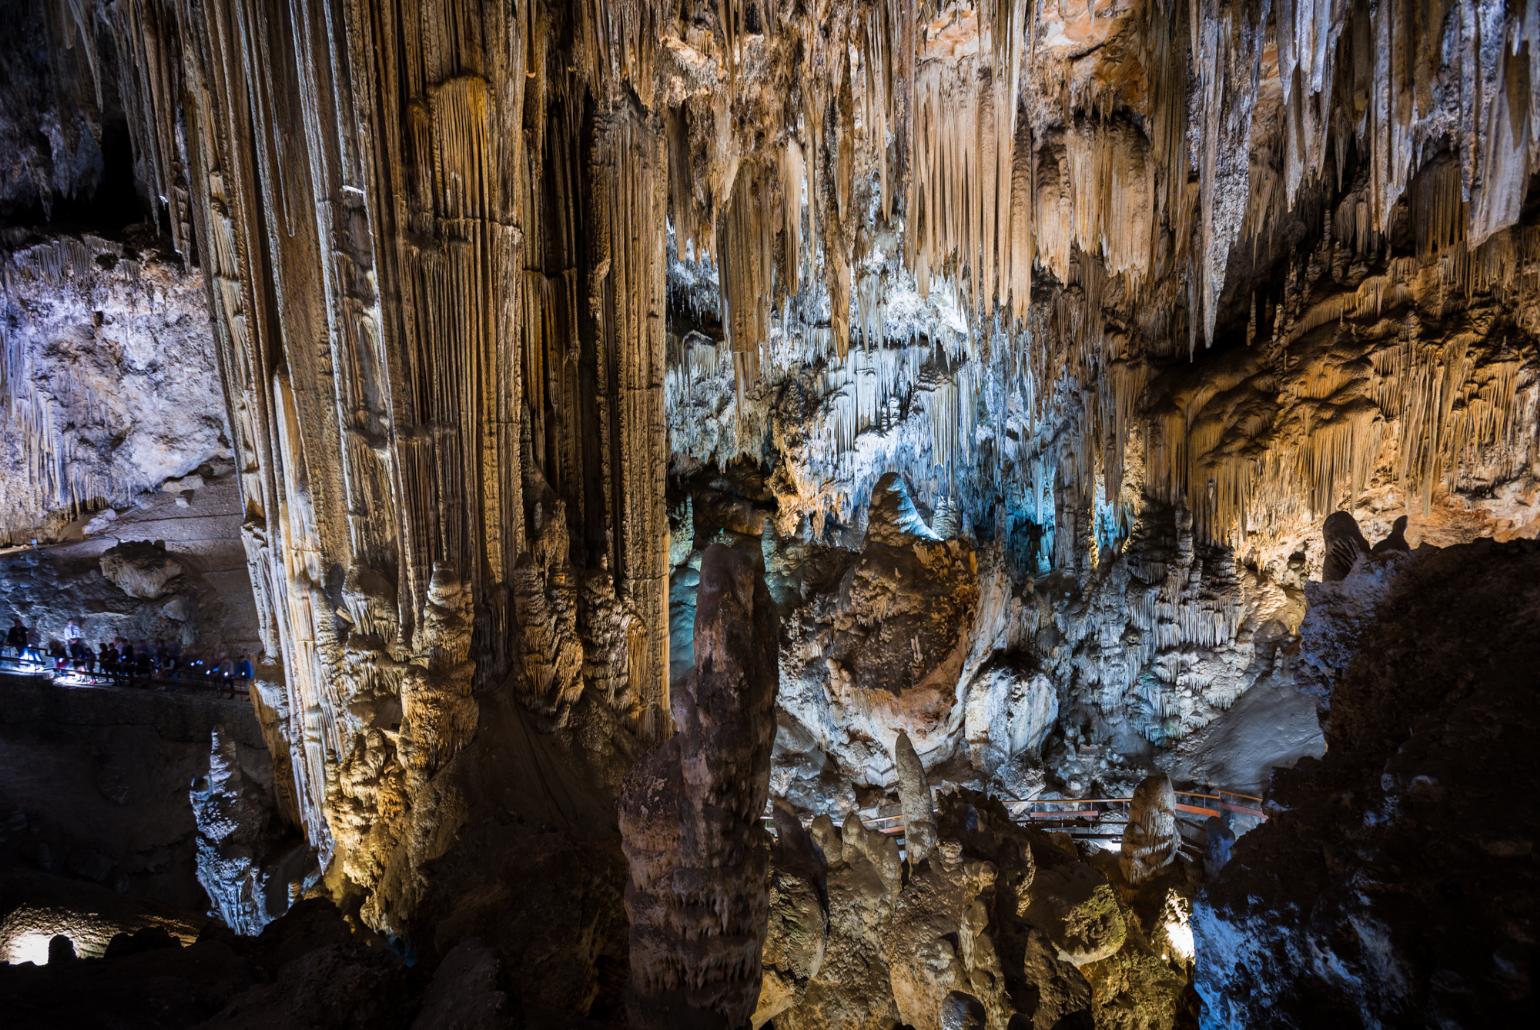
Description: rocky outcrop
1321,512,1372,583
619,543,779,1028
770,472,994,797
1196,539,1540,1026
771,482,1307,807
753,801,831,1028
832,474,980,698
98,540,182,600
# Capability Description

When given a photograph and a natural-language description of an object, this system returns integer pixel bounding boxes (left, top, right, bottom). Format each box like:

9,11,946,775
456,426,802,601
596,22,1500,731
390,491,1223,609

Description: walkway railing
769,784,1266,854
0,652,250,699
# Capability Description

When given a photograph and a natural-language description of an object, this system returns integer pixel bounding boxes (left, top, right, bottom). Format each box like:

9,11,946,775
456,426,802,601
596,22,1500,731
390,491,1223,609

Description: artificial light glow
1160,889,1195,964
0,906,126,964
2,930,56,966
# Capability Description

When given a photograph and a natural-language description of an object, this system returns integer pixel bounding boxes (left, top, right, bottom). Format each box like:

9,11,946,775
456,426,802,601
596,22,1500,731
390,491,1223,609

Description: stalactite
589,99,673,740
42,0,683,933
717,161,776,386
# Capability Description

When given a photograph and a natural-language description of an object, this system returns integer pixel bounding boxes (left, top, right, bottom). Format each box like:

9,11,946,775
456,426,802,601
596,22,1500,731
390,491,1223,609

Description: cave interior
0,1,1536,1027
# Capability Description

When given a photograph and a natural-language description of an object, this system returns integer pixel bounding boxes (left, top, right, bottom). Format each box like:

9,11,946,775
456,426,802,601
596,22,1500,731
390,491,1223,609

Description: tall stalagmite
894,729,938,865
619,543,780,1028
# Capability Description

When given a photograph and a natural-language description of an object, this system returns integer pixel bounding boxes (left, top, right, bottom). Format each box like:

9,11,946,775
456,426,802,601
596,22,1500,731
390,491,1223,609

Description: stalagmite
1372,515,1411,555
1120,774,1180,885
619,543,780,1029
3,2,1539,1023
894,729,938,865
1323,511,1373,582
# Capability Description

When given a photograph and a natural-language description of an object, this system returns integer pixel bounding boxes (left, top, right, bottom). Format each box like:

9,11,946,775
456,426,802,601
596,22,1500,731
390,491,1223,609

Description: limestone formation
619,543,779,1029
97,540,181,600
0,0,1529,943
893,730,938,866
0,236,230,544
1,474,261,658
0,1,1538,1025
754,801,830,1028
1119,774,1181,886
760,793,1191,1029
834,473,980,697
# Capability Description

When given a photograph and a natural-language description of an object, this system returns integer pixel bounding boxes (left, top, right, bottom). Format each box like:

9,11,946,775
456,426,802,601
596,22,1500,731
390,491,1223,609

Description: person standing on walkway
46,639,67,672
5,617,27,659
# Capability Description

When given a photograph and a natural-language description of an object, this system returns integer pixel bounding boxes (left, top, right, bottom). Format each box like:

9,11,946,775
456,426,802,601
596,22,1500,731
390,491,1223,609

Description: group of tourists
2,616,254,690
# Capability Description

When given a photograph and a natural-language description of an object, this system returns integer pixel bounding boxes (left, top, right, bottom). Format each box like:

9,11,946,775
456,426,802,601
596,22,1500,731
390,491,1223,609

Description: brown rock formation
761,793,1192,1029
0,3,1537,1023
1371,515,1411,556
619,542,779,1029
833,473,980,697
1322,511,1373,582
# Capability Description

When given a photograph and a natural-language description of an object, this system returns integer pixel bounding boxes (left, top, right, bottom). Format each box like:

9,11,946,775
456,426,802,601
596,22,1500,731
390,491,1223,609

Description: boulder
98,540,182,599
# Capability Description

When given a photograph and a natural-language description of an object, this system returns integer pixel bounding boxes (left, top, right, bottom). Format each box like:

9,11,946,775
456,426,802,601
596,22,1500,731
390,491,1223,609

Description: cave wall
1195,539,1540,1026
0,235,229,544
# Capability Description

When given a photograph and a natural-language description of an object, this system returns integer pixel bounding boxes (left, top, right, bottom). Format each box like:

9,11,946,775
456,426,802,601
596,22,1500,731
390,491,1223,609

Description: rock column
619,543,780,1028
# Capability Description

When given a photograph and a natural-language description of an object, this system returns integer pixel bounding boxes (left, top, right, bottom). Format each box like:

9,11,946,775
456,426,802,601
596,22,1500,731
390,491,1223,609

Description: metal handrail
0,654,249,698
768,778,1269,849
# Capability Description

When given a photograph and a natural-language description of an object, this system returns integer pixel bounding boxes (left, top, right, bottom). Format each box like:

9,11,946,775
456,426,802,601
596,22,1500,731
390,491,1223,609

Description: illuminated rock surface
189,727,316,937
0,235,229,544
757,792,1192,1029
